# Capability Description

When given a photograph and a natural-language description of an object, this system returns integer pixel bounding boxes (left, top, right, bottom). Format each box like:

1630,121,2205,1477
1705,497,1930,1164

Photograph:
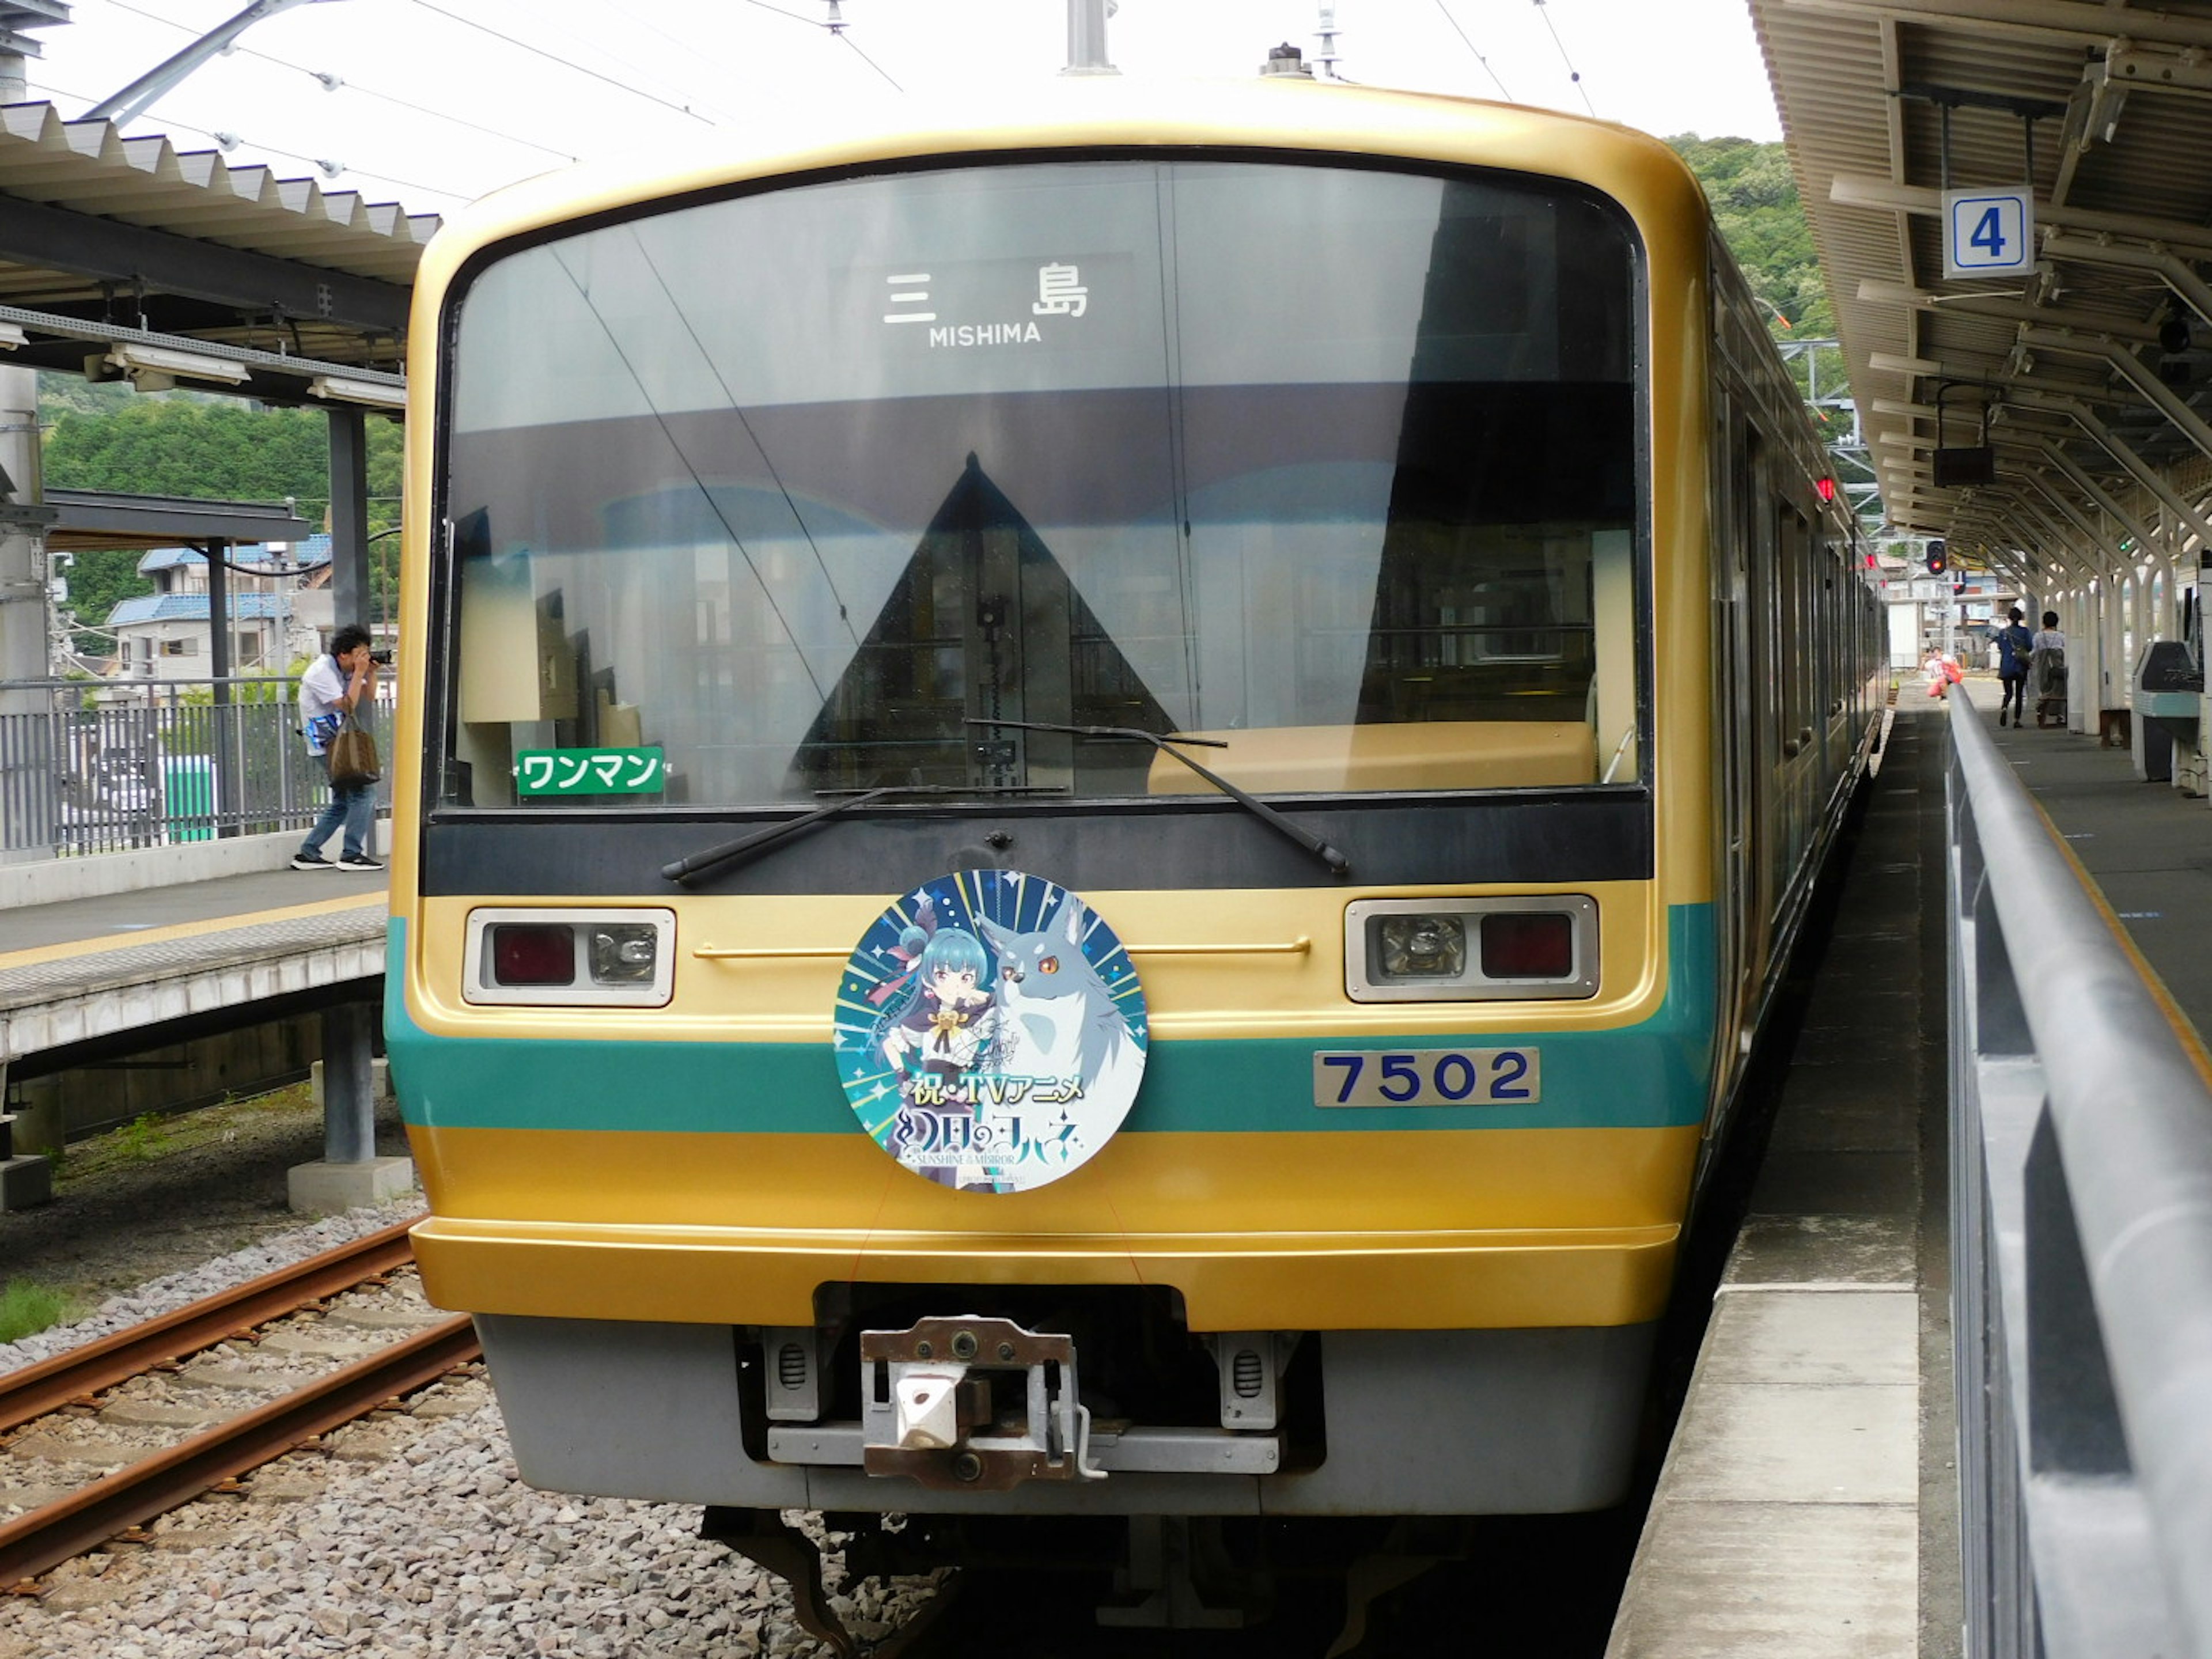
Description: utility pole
1,22,63,863
1063,0,1116,75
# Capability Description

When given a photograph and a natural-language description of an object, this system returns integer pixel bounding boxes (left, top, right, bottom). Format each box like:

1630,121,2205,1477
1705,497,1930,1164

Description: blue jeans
302,766,376,861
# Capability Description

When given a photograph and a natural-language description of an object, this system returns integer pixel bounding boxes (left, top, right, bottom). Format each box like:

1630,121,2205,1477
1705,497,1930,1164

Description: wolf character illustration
976,895,1143,1110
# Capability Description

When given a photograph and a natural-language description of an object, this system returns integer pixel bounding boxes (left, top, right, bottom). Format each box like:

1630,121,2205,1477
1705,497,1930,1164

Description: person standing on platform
1995,607,2035,726
2029,611,2069,730
293,623,384,872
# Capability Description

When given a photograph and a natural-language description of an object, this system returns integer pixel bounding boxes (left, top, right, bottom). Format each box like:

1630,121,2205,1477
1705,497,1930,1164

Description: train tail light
491,924,575,986
464,908,675,1006
1344,897,1597,1002
1480,911,1575,979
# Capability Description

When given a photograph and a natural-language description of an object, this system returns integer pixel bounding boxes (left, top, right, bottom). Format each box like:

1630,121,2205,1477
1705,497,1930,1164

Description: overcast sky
16,0,1784,214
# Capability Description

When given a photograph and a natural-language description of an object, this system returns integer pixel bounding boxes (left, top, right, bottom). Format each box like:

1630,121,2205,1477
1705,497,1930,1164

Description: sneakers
291,851,334,870
335,854,385,872
1998,710,2008,726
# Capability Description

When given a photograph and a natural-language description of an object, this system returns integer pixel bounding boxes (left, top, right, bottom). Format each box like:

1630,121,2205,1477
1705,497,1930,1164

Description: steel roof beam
0,191,410,337
2040,236,2212,333
1856,278,2162,345
2019,469,2124,580
2015,328,2212,464
2010,489,2101,582
1830,175,2212,258
2005,390,2212,544
1999,433,2164,560
0,301,402,393
1779,0,2212,53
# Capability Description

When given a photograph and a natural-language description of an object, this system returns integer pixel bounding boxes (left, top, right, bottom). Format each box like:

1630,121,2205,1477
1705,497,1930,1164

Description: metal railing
0,676,392,859
1947,700,2212,1659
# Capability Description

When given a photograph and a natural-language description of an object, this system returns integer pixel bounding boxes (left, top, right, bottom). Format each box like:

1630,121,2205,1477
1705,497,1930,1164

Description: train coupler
859,1315,1105,1490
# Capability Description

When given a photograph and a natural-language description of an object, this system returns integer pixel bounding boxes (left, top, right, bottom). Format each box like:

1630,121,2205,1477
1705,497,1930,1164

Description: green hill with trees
1667,134,1835,339
40,388,402,652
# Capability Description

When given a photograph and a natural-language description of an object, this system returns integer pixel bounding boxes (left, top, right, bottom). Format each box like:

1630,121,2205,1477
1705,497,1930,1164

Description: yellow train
388,70,1881,1631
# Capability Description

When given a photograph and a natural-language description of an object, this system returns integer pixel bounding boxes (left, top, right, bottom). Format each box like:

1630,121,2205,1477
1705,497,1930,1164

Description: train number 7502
1312,1048,1541,1108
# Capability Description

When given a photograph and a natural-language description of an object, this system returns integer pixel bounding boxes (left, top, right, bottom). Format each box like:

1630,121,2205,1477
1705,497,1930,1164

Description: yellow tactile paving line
2034,802,2212,1094
0,892,387,972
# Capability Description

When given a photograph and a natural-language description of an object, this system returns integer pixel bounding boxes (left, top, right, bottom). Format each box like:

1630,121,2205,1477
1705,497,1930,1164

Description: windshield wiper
661,784,1063,885
966,718,1351,878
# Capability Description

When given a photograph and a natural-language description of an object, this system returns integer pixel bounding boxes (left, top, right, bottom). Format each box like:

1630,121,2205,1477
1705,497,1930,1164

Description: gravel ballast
0,1092,938,1656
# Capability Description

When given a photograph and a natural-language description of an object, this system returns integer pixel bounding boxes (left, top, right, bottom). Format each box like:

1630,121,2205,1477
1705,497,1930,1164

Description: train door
1777,502,1814,883
1747,435,1786,981
1722,409,1774,1071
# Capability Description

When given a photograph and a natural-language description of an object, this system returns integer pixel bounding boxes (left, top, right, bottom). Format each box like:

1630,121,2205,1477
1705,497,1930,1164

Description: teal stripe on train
386,907,1717,1134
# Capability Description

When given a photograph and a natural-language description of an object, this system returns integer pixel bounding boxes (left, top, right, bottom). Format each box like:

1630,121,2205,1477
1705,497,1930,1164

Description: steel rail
0,1312,480,1590
0,1215,423,1434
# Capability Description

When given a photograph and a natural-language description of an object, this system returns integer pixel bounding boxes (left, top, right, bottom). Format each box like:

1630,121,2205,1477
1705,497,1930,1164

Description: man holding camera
293,623,384,873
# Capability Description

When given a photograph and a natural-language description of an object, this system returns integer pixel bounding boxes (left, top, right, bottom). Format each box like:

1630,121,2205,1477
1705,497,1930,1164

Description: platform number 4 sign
1944,188,2034,279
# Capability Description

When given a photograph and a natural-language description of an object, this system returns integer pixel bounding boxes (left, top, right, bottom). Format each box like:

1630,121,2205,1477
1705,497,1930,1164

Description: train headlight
590,924,660,984
1344,896,1598,1002
464,908,676,1006
1374,914,1467,980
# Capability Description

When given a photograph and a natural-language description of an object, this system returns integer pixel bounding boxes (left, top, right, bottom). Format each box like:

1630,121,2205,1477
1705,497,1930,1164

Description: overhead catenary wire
737,0,835,26
1531,0,1596,116
90,0,579,163
838,32,904,93
439,0,754,126
1431,0,1512,101
405,0,719,124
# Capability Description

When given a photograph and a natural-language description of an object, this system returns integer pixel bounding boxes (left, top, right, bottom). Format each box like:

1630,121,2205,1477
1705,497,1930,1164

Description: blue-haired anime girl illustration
872,922,1005,1186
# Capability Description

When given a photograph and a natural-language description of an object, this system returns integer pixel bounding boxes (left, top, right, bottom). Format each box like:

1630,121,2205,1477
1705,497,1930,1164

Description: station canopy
1751,0,2212,564
0,99,437,410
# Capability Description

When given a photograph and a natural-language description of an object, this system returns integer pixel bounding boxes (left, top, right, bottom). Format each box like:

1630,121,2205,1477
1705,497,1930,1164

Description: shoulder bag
327,709,381,790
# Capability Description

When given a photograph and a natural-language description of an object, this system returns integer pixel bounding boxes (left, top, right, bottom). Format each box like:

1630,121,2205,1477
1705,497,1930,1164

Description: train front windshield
438,158,1643,808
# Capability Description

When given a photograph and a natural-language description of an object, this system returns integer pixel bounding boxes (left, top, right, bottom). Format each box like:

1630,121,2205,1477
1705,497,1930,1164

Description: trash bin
2131,641,2202,784
162,754,214,842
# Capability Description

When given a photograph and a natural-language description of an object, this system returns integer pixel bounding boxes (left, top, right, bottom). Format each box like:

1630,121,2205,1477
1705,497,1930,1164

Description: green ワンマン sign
515,747,665,797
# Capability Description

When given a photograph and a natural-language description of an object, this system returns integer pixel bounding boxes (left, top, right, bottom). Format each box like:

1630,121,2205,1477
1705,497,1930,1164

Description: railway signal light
1925,540,1948,576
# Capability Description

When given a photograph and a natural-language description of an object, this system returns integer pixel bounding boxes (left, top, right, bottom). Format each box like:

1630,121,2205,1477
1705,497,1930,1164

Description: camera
368,649,394,665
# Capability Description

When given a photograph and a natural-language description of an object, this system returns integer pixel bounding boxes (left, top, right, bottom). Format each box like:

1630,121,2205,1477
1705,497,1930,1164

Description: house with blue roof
105,536,335,680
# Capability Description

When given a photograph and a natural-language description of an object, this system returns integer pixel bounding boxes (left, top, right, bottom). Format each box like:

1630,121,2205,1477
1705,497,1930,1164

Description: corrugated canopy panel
0,100,438,388
1749,0,2212,566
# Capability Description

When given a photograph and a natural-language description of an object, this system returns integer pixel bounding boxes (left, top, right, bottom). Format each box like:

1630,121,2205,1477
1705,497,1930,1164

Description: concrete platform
1609,702,1956,1658
1950,675,2212,1043
1612,682,2212,1657
0,870,385,1071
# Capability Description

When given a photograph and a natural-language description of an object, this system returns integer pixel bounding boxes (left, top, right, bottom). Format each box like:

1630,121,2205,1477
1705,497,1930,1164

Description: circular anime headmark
832,870,1149,1193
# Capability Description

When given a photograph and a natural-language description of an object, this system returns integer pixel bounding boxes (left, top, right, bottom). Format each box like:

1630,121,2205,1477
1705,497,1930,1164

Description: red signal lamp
1815,476,1838,503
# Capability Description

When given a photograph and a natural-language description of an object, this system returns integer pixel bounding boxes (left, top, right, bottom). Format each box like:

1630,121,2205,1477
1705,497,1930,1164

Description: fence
0,676,392,858
1946,700,2212,1659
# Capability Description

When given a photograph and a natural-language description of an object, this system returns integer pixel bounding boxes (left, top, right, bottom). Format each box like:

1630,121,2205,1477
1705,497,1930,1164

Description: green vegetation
111,1111,173,1163
1669,134,1865,506
0,1279,78,1344
1667,134,1834,338
52,1082,317,1187
38,376,405,649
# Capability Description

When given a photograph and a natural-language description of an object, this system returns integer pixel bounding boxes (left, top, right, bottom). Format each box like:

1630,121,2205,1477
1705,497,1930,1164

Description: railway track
0,1215,479,1592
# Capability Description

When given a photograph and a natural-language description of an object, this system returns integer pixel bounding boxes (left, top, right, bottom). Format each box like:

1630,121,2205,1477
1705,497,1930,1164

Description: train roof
408,76,1711,308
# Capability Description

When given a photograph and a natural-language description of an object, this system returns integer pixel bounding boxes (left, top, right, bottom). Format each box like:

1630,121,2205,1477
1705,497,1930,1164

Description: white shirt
298,654,353,756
